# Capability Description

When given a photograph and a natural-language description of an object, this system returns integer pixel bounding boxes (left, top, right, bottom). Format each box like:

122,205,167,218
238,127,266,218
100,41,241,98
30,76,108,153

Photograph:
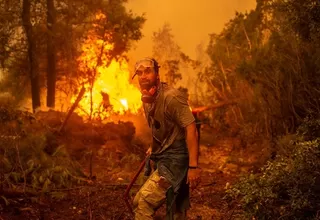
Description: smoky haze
126,0,256,60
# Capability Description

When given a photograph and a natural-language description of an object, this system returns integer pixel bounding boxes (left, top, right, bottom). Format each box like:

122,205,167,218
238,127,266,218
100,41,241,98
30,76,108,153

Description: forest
0,0,320,219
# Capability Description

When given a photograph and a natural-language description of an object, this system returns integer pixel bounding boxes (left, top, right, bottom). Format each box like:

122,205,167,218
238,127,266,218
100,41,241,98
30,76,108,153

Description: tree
73,1,145,119
22,0,41,113
0,0,27,101
152,23,182,86
0,0,145,112
46,0,56,108
201,0,320,137
51,0,145,110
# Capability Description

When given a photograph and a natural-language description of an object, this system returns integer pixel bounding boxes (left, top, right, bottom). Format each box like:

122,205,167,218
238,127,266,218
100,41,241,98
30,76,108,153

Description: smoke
126,0,256,59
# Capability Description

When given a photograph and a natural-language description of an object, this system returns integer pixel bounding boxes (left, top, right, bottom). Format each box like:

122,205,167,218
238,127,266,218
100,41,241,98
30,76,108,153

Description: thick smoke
126,0,256,59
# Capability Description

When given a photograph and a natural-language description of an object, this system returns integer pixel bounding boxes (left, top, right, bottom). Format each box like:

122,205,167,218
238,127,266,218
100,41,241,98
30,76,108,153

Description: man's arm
185,122,199,167
165,92,199,166
166,93,201,187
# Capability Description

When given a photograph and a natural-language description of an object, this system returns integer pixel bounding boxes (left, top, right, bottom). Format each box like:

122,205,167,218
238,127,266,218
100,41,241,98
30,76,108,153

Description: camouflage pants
133,169,187,220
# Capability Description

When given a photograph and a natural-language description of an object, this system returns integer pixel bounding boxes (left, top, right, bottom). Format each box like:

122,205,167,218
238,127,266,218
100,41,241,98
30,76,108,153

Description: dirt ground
0,112,259,220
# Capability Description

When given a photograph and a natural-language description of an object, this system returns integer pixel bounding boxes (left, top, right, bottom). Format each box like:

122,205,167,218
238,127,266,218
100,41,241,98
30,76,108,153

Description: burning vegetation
73,58,142,119
0,0,320,219
73,14,142,119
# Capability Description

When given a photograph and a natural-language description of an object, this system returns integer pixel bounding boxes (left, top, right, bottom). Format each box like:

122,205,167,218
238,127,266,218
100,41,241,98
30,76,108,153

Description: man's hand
187,168,202,190
146,147,152,156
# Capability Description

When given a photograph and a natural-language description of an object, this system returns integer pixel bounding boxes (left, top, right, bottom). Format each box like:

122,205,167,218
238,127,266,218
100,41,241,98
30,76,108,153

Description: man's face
135,62,158,90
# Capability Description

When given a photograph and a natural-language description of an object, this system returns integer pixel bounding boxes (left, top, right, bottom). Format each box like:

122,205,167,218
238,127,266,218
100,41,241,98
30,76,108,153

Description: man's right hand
146,147,152,156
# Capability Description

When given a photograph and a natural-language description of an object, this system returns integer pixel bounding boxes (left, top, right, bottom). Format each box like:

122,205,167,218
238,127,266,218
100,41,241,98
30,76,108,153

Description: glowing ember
72,15,142,119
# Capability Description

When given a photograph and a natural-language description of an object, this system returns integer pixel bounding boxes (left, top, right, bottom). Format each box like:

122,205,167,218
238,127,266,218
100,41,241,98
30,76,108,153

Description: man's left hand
187,168,202,190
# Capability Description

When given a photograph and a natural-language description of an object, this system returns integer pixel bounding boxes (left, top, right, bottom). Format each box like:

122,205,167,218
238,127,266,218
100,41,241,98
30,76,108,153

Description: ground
0,111,261,220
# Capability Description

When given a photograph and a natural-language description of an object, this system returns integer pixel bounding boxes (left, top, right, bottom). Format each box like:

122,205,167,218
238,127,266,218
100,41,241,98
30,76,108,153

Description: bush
0,108,86,199
1,134,86,194
226,116,320,219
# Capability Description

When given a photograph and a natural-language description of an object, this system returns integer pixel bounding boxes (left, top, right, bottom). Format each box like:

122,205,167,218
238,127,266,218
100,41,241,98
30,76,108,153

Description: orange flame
72,17,142,119
77,60,142,118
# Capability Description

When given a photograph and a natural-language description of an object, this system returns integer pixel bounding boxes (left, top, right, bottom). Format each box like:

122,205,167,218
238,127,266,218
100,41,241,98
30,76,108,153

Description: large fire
76,60,142,119
72,14,142,119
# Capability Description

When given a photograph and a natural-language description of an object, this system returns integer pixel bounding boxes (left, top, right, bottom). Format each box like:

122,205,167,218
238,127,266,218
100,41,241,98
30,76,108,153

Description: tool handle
123,158,147,214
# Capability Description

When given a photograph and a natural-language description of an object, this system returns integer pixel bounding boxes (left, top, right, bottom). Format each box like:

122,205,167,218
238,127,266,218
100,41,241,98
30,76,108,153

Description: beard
139,79,157,91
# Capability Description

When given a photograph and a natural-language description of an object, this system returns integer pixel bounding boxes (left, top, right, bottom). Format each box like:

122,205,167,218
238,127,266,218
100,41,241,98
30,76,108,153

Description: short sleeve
166,94,195,128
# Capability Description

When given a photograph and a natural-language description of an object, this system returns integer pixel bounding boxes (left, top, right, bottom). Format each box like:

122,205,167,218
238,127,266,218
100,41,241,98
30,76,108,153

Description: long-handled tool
123,157,147,216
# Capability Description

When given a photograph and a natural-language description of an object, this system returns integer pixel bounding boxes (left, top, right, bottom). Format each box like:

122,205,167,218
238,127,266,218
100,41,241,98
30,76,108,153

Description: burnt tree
46,0,56,108
22,0,40,112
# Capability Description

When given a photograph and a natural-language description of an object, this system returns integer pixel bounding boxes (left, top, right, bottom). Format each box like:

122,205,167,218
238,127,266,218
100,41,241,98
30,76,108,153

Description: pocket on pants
140,170,171,208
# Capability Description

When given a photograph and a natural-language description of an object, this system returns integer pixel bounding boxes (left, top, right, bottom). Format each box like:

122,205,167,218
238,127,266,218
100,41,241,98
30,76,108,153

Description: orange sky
126,0,256,60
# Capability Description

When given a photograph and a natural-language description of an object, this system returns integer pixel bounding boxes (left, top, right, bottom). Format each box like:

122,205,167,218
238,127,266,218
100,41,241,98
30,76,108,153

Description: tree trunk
22,0,41,113
46,0,56,108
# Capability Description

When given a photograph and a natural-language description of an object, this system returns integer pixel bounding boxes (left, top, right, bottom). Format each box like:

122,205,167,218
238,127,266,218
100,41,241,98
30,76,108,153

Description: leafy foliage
0,0,145,108
0,108,86,197
200,0,320,138
226,116,320,219
2,136,85,193
152,23,192,86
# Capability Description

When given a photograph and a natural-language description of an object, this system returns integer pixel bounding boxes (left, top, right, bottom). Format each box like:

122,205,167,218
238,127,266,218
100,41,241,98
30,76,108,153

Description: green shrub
0,112,86,199
226,116,320,219
1,134,86,194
